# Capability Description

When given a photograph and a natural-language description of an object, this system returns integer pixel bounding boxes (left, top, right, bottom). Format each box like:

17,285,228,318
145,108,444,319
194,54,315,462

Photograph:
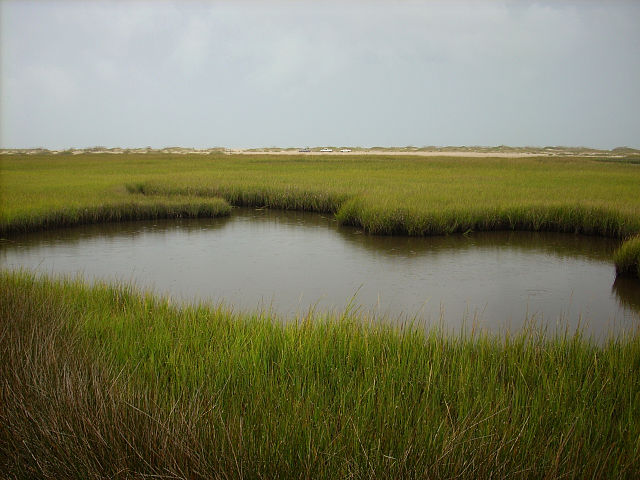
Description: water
2,208,639,337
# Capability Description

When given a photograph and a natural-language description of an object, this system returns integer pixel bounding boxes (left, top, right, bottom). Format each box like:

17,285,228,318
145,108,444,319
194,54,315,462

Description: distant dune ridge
2,145,639,158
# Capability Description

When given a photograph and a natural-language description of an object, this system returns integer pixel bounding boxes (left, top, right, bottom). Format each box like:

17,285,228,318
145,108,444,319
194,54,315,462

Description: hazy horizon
2,145,639,152
2,1,639,150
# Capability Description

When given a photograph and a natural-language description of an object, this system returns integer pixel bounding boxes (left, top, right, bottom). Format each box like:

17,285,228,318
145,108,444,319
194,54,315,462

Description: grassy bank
2,153,639,236
1,270,639,479
0,195,231,234
2,153,640,275
615,235,640,277
131,154,640,238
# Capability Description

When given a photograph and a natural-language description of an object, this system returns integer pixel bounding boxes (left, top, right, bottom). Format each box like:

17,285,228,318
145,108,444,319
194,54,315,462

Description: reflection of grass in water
2,214,233,249
2,270,639,479
336,228,621,263
612,274,640,312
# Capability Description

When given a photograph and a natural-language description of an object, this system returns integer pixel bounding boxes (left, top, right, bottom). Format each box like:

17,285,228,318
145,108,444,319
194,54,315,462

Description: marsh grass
2,153,640,269
614,235,640,277
2,271,639,479
0,196,231,234
3,153,640,234
2,153,640,475
129,182,349,214
336,199,637,237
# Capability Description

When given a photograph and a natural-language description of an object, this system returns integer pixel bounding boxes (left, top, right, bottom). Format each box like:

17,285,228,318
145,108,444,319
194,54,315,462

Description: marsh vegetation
2,210,637,338
2,152,639,278
2,271,639,478
1,152,639,478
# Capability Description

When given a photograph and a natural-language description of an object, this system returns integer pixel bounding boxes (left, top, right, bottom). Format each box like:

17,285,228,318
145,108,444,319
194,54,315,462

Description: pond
2,208,639,337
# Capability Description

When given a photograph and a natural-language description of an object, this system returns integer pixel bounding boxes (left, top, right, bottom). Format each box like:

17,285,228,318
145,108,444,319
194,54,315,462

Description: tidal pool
2,208,639,337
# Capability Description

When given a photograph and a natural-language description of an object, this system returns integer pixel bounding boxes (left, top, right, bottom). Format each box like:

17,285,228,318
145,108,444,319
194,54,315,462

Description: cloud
1,0,639,148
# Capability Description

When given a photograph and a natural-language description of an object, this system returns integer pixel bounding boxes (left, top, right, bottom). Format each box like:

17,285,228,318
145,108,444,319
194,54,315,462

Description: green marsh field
3,153,640,241
1,152,640,478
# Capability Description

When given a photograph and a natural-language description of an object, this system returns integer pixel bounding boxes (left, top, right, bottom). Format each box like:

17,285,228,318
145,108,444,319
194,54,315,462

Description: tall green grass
1,270,639,479
0,154,235,234
336,199,636,237
615,235,640,277
131,154,640,239
129,182,349,213
0,195,231,234
3,153,640,236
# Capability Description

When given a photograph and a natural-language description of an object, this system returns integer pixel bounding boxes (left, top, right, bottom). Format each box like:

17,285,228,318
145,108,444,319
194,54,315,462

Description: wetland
2,153,640,478
2,207,639,338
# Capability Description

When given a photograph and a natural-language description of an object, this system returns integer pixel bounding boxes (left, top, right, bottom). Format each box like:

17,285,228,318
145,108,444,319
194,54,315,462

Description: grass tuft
615,234,640,277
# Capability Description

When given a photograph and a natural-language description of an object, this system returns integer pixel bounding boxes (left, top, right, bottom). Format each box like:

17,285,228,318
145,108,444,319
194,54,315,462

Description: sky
1,1,639,150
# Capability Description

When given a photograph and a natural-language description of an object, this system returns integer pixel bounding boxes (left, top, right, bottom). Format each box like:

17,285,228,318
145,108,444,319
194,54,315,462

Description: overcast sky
1,1,639,149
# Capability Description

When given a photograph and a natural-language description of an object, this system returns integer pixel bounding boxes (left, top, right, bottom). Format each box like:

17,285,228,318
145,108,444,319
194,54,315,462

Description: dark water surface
2,208,639,337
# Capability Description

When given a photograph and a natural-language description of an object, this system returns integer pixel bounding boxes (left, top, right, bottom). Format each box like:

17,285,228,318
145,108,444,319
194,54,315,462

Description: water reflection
336,227,619,263
0,216,231,248
1,208,638,338
613,275,640,312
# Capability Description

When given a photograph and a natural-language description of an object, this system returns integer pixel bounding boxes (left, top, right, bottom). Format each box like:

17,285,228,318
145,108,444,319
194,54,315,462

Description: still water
2,208,639,337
